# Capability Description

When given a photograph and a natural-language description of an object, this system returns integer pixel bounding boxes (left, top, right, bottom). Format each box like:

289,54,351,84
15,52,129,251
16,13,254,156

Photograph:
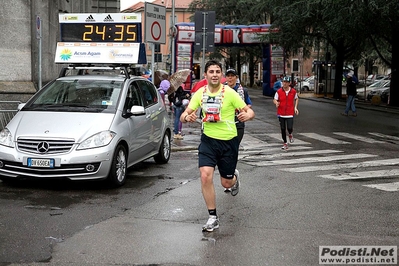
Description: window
292,59,299,72
126,82,143,110
137,80,158,107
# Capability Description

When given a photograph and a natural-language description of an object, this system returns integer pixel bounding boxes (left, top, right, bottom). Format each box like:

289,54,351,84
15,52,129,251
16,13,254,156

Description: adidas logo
103,14,114,22
85,15,95,22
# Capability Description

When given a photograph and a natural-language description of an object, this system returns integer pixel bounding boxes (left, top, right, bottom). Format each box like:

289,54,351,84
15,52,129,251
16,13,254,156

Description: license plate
27,158,55,168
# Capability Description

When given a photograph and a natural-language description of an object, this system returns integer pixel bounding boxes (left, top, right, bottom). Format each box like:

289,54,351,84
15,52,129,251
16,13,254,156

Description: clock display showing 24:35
60,23,141,42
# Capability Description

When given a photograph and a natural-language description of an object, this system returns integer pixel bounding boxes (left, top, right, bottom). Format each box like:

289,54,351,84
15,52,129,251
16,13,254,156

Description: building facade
0,0,120,100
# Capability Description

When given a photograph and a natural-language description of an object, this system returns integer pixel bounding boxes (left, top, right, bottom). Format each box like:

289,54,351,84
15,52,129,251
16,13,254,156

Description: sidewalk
298,91,399,115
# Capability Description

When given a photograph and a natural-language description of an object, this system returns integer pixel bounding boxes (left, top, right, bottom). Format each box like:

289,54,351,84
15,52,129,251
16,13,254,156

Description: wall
0,0,33,83
0,0,62,99
0,0,119,101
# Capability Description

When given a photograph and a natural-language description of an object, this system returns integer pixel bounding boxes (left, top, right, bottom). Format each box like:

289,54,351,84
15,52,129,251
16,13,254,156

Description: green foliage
188,0,399,105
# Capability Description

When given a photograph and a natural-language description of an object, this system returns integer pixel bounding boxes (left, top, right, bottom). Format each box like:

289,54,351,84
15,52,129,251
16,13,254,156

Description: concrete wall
0,1,34,83
0,0,120,101
0,0,62,99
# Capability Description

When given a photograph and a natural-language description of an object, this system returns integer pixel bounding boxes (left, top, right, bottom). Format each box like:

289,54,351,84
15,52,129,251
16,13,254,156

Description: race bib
203,103,221,122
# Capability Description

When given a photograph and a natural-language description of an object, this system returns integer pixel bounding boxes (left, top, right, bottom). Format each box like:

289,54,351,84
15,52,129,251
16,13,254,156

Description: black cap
226,69,238,76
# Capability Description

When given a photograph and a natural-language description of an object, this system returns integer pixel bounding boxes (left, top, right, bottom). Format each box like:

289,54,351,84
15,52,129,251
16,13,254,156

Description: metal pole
151,43,155,80
36,16,42,90
171,0,176,73
201,12,207,76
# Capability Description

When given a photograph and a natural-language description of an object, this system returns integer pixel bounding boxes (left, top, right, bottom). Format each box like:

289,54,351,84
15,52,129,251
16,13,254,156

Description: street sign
36,15,41,39
194,11,215,53
144,2,166,44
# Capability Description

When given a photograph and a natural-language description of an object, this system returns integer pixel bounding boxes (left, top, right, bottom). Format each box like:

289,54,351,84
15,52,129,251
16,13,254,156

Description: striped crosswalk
241,132,399,192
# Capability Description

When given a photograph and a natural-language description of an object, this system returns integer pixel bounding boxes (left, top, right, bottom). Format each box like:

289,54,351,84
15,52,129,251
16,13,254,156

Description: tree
189,0,399,106
363,0,399,106
264,0,369,98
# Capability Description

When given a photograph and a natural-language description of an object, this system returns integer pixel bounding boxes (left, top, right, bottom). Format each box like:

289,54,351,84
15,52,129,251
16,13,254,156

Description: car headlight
0,128,14,148
77,131,116,150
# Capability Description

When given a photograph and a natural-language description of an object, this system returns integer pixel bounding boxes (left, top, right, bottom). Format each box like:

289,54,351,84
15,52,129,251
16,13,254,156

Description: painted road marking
368,132,399,144
333,132,384,143
298,133,351,144
245,153,377,166
363,182,399,192
268,133,311,145
282,158,399,173
242,149,342,160
319,169,399,180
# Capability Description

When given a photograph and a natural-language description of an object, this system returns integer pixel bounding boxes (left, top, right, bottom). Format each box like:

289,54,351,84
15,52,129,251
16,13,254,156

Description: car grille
0,160,101,176
17,138,75,154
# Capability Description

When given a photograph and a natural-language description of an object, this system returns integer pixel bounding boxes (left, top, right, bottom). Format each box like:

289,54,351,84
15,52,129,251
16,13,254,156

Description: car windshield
23,79,123,113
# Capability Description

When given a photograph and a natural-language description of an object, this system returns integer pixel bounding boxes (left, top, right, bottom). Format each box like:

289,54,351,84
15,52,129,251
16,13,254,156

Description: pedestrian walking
180,60,255,232
273,76,299,150
223,68,252,192
158,73,170,104
170,85,191,139
341,72,358,117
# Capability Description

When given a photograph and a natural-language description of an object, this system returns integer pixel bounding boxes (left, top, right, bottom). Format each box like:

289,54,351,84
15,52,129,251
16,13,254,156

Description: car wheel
154,132,171,164
107,144,127,187
303,86,309,91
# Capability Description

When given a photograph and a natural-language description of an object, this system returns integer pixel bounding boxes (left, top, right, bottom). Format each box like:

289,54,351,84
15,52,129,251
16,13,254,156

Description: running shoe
281,143,288,150
231,169,240,196
202,215,219,232
289,134,294,143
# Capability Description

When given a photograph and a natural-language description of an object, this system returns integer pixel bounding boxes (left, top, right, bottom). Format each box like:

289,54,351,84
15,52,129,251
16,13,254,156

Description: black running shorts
198,133,239,179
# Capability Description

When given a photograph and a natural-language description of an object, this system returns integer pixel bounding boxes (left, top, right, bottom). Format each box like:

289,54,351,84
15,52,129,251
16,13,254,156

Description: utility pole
171,0,176,74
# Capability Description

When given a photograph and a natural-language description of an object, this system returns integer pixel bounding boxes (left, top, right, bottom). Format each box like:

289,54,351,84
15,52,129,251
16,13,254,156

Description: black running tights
278,117,294,143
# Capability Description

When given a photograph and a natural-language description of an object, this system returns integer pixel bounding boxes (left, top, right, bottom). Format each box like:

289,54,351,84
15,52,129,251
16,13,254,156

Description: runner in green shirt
180,60,255,232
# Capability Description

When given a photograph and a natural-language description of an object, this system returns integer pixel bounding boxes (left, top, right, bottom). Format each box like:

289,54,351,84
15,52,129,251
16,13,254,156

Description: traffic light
365,59,373,74
326,52,331,61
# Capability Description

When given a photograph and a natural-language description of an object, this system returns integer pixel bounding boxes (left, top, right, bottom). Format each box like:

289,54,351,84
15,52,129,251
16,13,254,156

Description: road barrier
0,101,21,130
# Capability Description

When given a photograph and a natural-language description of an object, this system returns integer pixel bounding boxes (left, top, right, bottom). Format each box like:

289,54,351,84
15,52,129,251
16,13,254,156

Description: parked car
0,66,172,187
380,88,390,103
366,74,387,86
366,80,390,101
356,78,390,100
296,76,315,91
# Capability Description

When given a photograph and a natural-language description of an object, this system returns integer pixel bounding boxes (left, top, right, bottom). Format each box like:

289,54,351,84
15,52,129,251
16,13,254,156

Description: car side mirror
122,105,145,118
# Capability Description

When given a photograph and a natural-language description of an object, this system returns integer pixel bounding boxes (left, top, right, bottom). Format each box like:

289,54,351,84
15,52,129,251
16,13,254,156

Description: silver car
295,76,315,91
0,67,171,187
356,78,390,101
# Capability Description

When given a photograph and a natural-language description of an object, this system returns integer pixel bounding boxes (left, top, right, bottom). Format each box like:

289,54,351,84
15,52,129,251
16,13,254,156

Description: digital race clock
60,23,140,42
56,13,144,64
59,13,142,43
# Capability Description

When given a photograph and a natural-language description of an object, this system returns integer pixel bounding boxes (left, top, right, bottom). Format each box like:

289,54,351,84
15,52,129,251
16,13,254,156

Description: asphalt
170,87,399,152
8,88,399,266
